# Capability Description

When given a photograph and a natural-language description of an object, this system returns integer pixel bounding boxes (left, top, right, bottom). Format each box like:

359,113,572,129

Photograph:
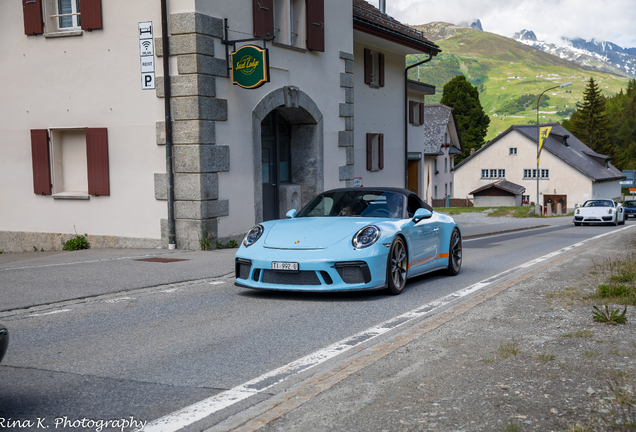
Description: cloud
384,0,636,48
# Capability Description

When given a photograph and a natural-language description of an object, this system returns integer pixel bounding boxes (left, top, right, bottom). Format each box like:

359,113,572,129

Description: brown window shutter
305,0,324,52
378,134,384,170
409,101,415,124
253,0,274,37
23,0,43,35
366,133,373,171
80,0,103,30
364,49,372,85
86,128,110,196
378,53,385,87
419,102,425,125
31,129,51,194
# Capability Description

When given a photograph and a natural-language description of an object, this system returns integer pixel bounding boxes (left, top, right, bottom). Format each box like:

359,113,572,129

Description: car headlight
575,209,580,214
607,209,613,214
243,225,264,247
352,225,380,249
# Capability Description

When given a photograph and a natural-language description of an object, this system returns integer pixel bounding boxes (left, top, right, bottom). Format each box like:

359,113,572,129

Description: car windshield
297,191,405,219
582,200,613,208
625,201,636,208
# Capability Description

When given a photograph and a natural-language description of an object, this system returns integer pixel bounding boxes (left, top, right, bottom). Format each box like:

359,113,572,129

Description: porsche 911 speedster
234,188,462,295
574,199,626,226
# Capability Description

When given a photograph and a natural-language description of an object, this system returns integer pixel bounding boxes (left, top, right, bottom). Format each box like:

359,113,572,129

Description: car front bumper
574,215,615,223
235,245,390,292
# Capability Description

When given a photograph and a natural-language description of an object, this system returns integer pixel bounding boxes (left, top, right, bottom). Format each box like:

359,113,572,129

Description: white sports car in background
574,199,626,226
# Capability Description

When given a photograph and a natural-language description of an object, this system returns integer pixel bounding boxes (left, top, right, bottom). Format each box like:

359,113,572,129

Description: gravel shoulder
260,230,636,432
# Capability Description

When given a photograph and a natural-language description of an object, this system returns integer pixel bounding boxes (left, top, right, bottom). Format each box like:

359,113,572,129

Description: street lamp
536,81,572,216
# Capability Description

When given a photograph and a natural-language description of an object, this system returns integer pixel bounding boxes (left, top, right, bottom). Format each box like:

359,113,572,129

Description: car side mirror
286,209,297,219
413,208,432,223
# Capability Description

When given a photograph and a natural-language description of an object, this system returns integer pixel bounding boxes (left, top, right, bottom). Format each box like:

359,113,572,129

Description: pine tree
440,75,490,162
570,77,612,155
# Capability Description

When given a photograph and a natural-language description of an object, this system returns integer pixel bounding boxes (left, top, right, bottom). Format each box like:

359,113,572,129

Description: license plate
272,262,299,271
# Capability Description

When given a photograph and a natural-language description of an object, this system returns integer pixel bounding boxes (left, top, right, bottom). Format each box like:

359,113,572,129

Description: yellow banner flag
537,126,552,164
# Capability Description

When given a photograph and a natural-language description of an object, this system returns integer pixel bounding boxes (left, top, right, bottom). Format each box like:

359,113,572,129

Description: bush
63,234,90,251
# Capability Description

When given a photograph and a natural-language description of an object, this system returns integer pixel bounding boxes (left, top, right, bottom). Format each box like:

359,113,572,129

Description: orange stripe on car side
408,252,449,269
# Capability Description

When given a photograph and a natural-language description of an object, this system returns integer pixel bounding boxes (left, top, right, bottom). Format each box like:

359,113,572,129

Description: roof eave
353,19,441,54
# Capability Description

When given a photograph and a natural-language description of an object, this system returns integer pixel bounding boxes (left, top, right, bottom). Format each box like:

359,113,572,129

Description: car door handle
433,228,439,233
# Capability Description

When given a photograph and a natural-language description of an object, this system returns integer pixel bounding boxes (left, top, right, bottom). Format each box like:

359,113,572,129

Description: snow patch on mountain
513,30,636,78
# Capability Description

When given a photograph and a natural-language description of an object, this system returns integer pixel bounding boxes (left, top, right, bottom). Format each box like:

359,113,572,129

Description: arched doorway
252,86,324,224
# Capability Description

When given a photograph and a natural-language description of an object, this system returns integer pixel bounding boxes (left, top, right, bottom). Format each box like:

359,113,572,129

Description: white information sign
139,21,155,90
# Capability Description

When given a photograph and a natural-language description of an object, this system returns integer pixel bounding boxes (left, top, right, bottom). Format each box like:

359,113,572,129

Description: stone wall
338,51,355,187
155,12,230,250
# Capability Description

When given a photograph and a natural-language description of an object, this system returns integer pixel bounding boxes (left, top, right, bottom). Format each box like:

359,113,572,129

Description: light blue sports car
234,187,462,295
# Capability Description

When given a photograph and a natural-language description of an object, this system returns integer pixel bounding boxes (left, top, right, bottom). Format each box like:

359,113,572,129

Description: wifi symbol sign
140,40,153,55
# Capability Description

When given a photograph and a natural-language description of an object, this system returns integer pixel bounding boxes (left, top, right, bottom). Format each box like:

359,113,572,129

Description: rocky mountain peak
457,19,483,31
513,29,537,42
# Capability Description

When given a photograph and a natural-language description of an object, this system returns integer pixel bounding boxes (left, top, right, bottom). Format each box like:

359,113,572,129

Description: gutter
161,0,176,249
404,52,432,189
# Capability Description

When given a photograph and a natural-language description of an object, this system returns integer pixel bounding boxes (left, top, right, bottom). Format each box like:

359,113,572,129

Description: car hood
263,217,386,249
579,207,614,216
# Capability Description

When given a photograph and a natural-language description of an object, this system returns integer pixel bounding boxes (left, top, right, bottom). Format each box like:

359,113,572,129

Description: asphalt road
0,221,631,432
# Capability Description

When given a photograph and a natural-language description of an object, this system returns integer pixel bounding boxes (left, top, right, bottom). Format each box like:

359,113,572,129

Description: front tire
386,237,407,295
446,229,462,276
574,222,581,226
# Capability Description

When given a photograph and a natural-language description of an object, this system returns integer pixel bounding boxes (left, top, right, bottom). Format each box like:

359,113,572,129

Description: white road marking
27,309,71,317
162,289,179,293
209,281,225,285
135,225,631,431
105,297,135,304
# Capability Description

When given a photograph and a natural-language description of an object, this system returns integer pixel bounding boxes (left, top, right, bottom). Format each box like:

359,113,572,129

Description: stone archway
252,86,323,223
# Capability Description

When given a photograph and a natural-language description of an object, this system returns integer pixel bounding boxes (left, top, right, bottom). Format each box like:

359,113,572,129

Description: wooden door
407,160,419,195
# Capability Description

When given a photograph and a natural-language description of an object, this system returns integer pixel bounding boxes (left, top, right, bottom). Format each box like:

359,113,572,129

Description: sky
383,0,636,49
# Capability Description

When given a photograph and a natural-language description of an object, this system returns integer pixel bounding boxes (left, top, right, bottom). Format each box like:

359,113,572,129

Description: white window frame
49,127,89,199
509,147,517,155
274,0,306,48
42,0,82,35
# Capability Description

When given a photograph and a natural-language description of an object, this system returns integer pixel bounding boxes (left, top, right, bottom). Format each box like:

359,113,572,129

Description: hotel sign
231,45,270,89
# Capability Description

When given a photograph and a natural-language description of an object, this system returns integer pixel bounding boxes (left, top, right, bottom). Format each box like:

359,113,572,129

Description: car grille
261,270,321,285
334,261,372,284
235,259,251,280
574,216,583,221
602,216,612,221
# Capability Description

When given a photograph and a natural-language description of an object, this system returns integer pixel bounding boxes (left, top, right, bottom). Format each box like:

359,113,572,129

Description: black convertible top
322,187,433,212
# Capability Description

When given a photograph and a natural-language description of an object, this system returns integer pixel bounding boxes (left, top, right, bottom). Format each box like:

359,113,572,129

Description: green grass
433,206,561,218
408,25,632,141
590,254,636,306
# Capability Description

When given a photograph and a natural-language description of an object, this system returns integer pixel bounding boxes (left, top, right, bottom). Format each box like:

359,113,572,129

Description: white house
421,104,462,204
453,123,625,212
0,0,440,251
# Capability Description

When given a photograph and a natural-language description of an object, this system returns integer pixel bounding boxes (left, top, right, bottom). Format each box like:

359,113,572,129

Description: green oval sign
232,45,270,89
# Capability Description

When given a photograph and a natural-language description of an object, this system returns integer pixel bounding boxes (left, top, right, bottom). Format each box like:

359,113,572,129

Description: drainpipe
404,52,432,189
161,0,176,249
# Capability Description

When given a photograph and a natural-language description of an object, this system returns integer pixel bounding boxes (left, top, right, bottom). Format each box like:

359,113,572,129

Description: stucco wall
592,180,622,200
353,43,405,188
0,0,175,242
454,131,594,211
202,1,353,237
474,195,519,207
